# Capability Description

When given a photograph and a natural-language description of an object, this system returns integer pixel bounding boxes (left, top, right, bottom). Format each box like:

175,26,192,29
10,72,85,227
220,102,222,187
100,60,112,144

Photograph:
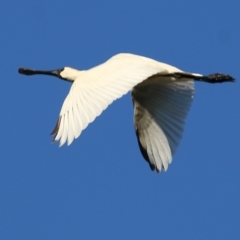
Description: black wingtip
51,137,58,143
50,116,62,144
135,128,160,173
50,116,61,135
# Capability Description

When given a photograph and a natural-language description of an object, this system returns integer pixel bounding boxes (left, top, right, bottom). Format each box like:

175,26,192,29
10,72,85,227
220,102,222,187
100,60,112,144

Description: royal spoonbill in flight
18,53,234,173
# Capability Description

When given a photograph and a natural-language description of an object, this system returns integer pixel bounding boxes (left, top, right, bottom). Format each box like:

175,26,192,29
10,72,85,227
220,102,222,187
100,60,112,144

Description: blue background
1,0,239,239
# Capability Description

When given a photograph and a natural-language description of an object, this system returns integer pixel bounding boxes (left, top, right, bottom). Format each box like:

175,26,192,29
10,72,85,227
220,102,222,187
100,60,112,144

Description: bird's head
18,67,81,82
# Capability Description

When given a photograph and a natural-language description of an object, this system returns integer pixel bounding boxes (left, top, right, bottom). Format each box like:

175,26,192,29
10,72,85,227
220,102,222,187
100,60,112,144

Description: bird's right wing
132,75,194,172
51,54,182,146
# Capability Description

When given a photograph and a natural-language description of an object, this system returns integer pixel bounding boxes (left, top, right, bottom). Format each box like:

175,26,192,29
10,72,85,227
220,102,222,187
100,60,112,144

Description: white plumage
18,53,234,172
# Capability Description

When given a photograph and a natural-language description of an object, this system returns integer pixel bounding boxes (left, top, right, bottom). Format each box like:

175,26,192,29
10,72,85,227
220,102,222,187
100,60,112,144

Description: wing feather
72,105,80,138
143,129,158,170
67,108,75,145
77,94,90,129
151,122,172,164
54,115,64,141
132,75,194,172
59,115,67,146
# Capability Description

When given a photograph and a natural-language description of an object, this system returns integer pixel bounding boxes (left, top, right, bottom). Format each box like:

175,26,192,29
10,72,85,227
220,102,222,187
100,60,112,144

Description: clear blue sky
1,0,239,239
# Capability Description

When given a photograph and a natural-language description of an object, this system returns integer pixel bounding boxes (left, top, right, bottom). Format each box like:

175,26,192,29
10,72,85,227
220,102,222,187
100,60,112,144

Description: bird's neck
60,67,83,82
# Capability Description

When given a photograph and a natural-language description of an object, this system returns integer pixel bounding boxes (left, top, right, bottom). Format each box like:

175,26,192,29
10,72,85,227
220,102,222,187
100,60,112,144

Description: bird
18,53,234,173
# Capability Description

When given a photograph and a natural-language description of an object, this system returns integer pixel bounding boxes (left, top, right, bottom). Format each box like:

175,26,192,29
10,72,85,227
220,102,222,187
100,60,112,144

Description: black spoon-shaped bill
18,67,64,78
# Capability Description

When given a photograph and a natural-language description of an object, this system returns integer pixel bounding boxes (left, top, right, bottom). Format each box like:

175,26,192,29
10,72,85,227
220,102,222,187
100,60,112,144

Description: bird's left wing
132,75,194,172
51,54,181,146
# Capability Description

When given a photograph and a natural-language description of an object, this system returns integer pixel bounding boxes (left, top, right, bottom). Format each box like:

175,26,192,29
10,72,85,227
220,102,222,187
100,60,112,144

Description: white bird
18,53,234,172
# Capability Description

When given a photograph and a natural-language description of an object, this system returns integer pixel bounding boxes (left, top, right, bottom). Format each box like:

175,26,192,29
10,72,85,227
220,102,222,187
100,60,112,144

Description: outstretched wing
51,53,182,146
132,75,194,172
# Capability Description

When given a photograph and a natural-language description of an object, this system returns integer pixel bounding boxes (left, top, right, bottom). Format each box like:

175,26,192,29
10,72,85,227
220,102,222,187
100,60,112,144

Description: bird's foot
206,73,235,83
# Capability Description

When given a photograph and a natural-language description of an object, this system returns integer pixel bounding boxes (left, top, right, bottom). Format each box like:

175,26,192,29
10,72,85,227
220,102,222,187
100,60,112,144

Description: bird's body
18,53,234,172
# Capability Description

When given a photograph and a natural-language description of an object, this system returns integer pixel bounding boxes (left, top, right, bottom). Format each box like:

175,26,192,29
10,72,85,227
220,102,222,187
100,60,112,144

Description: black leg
159,72,235,84
200,73,235,83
